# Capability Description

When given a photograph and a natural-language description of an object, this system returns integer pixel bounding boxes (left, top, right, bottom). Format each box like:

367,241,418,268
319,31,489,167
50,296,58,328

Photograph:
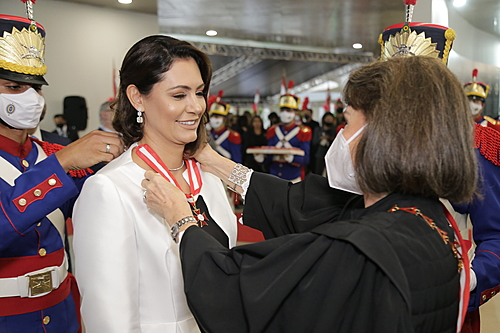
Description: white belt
0,254,68,298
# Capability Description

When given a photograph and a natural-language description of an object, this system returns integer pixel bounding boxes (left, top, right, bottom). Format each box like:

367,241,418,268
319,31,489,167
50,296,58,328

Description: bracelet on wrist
171,216,198,242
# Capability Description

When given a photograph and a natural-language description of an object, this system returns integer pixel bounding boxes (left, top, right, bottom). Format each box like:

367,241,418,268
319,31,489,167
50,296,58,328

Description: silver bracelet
170,216,198,242
228,164,250,188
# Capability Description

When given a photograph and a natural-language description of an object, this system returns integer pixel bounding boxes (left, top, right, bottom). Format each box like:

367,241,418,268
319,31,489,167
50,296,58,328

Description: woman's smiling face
139,57,206,147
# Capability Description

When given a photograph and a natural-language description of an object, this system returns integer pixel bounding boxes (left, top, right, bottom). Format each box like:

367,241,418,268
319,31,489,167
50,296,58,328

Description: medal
136,144,208,226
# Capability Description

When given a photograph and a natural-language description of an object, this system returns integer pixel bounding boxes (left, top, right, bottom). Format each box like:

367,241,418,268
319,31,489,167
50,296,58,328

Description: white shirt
73,146,237,333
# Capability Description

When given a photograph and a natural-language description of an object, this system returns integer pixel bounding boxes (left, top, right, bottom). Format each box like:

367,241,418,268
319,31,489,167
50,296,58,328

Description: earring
136,107,144,124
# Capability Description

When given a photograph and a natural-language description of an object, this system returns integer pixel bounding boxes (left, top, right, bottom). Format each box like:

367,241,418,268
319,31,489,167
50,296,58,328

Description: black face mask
304,115,311,120
56,123,65,128
324,122,333,128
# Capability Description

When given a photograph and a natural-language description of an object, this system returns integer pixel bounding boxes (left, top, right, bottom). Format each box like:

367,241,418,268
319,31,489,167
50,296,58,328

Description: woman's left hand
141,170,192,227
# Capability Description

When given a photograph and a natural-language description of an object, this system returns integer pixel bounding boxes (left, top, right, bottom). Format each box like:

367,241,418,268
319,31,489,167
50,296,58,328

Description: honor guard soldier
208,94,242,164
463,69,490,126
0,2,122,332
264,88,311,182
452,72,500,333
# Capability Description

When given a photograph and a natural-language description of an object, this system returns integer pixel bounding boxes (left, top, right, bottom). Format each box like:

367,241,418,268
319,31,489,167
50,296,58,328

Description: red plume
288,80,294,91
207,94,217,109
20,0,37,3
404,0,417,5
216,90,224,102
472,69,478,81
302,97,309,110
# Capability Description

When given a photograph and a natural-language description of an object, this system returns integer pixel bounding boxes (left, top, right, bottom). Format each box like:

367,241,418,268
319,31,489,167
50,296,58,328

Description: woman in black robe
142,56,477,333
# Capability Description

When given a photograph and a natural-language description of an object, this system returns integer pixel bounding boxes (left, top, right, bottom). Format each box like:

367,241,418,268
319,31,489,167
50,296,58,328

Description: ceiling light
453,0,466,7
206,30,218,37
118,0,132,3
352,43,363,49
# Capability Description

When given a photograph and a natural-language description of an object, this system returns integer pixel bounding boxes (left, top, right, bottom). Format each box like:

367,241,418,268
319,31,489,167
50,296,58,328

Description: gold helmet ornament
379,0,456,65
464,69,490,102
279,80,300,110
0,0,47,85
209,90,230,116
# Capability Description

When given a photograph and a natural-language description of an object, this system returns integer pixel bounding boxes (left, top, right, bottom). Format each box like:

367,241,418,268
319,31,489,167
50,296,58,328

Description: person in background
142,56,475,333
450,69,500,333
0,8,122,332
464,69,489,126
257,92,311,182
97,100,117,132
242,115,267,172
267,111,279,128
28,104,72,146
209,98,242,164
72,35,237,333
312,112,336,175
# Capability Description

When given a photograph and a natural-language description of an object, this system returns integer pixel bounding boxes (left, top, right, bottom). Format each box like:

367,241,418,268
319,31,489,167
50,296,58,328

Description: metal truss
211,56,262,86
268,62,366,101
190,41,375,64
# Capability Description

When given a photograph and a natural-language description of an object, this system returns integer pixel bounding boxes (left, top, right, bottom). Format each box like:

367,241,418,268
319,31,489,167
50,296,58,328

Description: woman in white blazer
73,35,237,333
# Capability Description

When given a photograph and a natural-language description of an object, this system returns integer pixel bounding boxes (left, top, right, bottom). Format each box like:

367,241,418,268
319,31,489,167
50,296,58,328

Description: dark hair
250,115,264,132
321,112,335,126
113,35,213,155
346,56,477,203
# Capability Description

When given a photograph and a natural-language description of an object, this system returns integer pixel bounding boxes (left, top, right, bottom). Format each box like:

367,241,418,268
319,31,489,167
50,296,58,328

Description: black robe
180,173,460,333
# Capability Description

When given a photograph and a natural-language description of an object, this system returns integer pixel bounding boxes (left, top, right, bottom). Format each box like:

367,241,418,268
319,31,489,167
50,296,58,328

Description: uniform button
48,178,57,186
37,222,41,227
22,160,29,168
492,291,497,297
279,164,283,167
33,189,42,197
43,315,50,325
38,248,47,257
278,172,282,176
18,198,27,206
482,294,487,301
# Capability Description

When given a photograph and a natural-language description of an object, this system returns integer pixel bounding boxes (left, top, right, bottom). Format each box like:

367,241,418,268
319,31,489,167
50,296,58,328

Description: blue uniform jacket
266,124,311,181
453,124,500,311
0,136,87,332
210,128,242,164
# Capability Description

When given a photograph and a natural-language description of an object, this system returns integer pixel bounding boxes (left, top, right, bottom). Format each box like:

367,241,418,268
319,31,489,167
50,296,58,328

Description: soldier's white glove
284,154,294,163
254,153,265,163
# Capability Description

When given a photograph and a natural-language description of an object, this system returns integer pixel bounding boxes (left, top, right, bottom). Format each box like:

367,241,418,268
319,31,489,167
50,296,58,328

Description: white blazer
73,145,237,333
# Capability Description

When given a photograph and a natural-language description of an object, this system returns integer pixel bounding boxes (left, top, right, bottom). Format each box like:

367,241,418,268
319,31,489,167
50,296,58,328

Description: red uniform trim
0,14,46,31
384,22,450,31
480,285,500,305
474,124,500,166
228,130,241,144
31,138,94,178
0,248,75,317
0,275,72,316
0,134,32,158
0,248,65,278
297,125,312,142
266,125,277,139
12,174,62,213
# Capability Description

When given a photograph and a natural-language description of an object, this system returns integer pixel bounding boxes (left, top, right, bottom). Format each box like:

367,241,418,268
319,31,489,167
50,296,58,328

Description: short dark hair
346,56,477,203
113,35,213,155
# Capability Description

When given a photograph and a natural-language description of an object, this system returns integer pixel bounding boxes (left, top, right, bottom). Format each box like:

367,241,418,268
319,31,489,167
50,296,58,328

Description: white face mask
209,117,224,129
469,100,482,116
280,110,295,124
325,125,366,194
0,88,44,129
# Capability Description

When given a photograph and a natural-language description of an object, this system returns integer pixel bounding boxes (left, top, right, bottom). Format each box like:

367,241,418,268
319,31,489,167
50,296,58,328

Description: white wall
1,0,158,134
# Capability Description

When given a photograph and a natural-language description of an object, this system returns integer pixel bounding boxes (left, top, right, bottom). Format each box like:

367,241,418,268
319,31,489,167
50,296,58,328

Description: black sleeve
242,172,358,238
180,226,413,333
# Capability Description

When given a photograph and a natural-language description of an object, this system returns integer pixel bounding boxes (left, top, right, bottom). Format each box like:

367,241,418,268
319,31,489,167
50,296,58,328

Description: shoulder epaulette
32,138,94,178
475,124,500,166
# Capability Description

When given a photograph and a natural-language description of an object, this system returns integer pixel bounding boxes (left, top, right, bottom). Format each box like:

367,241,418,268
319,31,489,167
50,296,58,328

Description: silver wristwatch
170,216,198,241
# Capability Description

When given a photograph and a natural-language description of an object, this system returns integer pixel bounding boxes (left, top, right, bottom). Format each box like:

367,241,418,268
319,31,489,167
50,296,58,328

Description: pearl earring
136,107,144,124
